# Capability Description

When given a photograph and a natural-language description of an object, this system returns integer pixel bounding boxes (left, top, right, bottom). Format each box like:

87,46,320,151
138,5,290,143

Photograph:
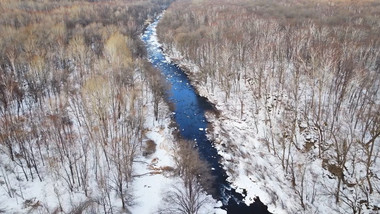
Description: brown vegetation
143,139,157,156
0,0,173,212
158,0,380,212
160,140,213,214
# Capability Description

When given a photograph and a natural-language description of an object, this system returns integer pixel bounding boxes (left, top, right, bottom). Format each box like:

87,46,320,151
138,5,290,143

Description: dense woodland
158,0,380,213
0,0,184,213
1,0,379,213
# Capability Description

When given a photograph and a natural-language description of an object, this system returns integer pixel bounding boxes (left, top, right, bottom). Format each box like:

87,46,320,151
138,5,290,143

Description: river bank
141,14,227,214
143,14,273,213
158,34,297,214
155,1,380,213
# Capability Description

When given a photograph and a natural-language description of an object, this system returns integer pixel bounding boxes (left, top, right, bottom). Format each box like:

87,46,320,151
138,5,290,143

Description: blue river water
141,15,271,214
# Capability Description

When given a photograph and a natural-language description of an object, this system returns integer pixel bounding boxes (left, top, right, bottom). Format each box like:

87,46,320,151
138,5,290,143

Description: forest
1,0,379,213
0,0,212,213
158,0,380,213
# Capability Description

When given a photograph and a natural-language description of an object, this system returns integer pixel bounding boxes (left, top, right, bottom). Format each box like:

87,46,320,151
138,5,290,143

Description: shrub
143,140,157,156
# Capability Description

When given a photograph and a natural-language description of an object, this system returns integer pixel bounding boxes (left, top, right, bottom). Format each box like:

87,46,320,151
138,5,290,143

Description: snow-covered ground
0,72,223,213
130,107,224,214
159,43,380,214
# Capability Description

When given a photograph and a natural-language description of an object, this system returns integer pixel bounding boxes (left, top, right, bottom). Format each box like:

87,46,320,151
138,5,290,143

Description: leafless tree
160,140,213,214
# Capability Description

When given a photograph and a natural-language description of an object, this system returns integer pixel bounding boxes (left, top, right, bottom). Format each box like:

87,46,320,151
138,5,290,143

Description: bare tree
160,140,213,214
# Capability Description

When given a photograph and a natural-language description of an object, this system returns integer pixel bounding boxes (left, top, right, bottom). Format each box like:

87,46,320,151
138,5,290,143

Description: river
141,15,271,214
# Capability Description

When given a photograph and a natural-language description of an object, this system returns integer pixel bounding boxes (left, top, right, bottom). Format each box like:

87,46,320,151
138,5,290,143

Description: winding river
142,15,270,214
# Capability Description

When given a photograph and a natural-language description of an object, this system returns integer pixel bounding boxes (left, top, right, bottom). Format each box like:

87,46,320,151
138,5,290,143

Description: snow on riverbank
158,42,294,214
158,42,380,213
131,104,224,214
0,78,223,214
137,16,226,214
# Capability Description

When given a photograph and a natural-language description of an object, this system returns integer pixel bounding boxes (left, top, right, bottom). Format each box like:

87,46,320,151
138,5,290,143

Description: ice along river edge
141,14,271,214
